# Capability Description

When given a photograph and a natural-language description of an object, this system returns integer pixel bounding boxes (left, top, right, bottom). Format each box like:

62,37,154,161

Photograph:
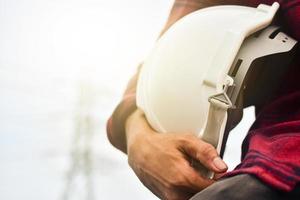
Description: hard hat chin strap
193,99,230,179
194,81,233,179
201,76,234,149
203,96,231,149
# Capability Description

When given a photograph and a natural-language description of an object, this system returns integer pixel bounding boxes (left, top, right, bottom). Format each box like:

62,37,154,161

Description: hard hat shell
137,3,280,136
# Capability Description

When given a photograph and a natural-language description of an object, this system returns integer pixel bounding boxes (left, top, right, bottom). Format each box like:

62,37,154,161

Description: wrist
125,109,154,152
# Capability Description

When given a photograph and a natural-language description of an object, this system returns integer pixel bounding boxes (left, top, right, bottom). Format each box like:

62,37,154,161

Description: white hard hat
136,3,297,176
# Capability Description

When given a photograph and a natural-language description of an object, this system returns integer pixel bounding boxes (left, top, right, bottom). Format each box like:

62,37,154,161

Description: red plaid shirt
107,0,300,192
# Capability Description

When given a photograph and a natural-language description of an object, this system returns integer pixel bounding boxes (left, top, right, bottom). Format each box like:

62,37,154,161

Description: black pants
190,174,300,200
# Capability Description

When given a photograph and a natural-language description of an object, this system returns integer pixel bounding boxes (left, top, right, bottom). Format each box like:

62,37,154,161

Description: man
107,0,300,199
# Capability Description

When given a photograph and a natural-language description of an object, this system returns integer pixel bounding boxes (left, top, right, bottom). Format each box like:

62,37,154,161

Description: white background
0,0,255,199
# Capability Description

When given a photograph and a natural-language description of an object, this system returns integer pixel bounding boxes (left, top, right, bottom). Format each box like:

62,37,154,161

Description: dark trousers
190,174,300,200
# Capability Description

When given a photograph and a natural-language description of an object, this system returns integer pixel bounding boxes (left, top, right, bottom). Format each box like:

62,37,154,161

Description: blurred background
0,0,255,199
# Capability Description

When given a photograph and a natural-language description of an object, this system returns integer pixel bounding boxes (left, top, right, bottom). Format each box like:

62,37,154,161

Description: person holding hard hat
107,0,300,199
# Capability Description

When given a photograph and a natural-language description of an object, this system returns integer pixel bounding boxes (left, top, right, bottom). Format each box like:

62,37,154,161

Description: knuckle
181,159,192,169
165,175,186,190
178,133,197,146
177,134,189,144
176,137,187,146
174,177,186,188
201,143,216,158
183,133,197,141
188,174,200,185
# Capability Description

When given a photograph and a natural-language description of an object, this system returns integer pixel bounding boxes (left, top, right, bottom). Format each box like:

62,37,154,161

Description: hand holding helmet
125,109,227,199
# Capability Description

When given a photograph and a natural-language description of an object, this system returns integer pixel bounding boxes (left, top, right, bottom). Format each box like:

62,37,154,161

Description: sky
0,1,255,199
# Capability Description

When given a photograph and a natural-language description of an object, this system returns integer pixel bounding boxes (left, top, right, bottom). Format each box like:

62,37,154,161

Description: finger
180,136,228,173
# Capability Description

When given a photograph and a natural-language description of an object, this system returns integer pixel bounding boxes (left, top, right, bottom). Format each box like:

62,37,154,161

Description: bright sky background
0,0,255,199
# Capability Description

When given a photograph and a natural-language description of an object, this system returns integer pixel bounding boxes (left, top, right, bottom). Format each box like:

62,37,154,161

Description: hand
125,109,228,200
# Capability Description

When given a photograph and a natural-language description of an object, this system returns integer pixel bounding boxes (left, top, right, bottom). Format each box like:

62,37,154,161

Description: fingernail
213,157,227,171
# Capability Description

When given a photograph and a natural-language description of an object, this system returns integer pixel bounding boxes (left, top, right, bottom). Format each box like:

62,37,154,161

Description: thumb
181,136,228,173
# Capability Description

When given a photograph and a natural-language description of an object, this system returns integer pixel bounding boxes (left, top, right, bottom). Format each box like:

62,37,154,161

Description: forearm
106,65,141,153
